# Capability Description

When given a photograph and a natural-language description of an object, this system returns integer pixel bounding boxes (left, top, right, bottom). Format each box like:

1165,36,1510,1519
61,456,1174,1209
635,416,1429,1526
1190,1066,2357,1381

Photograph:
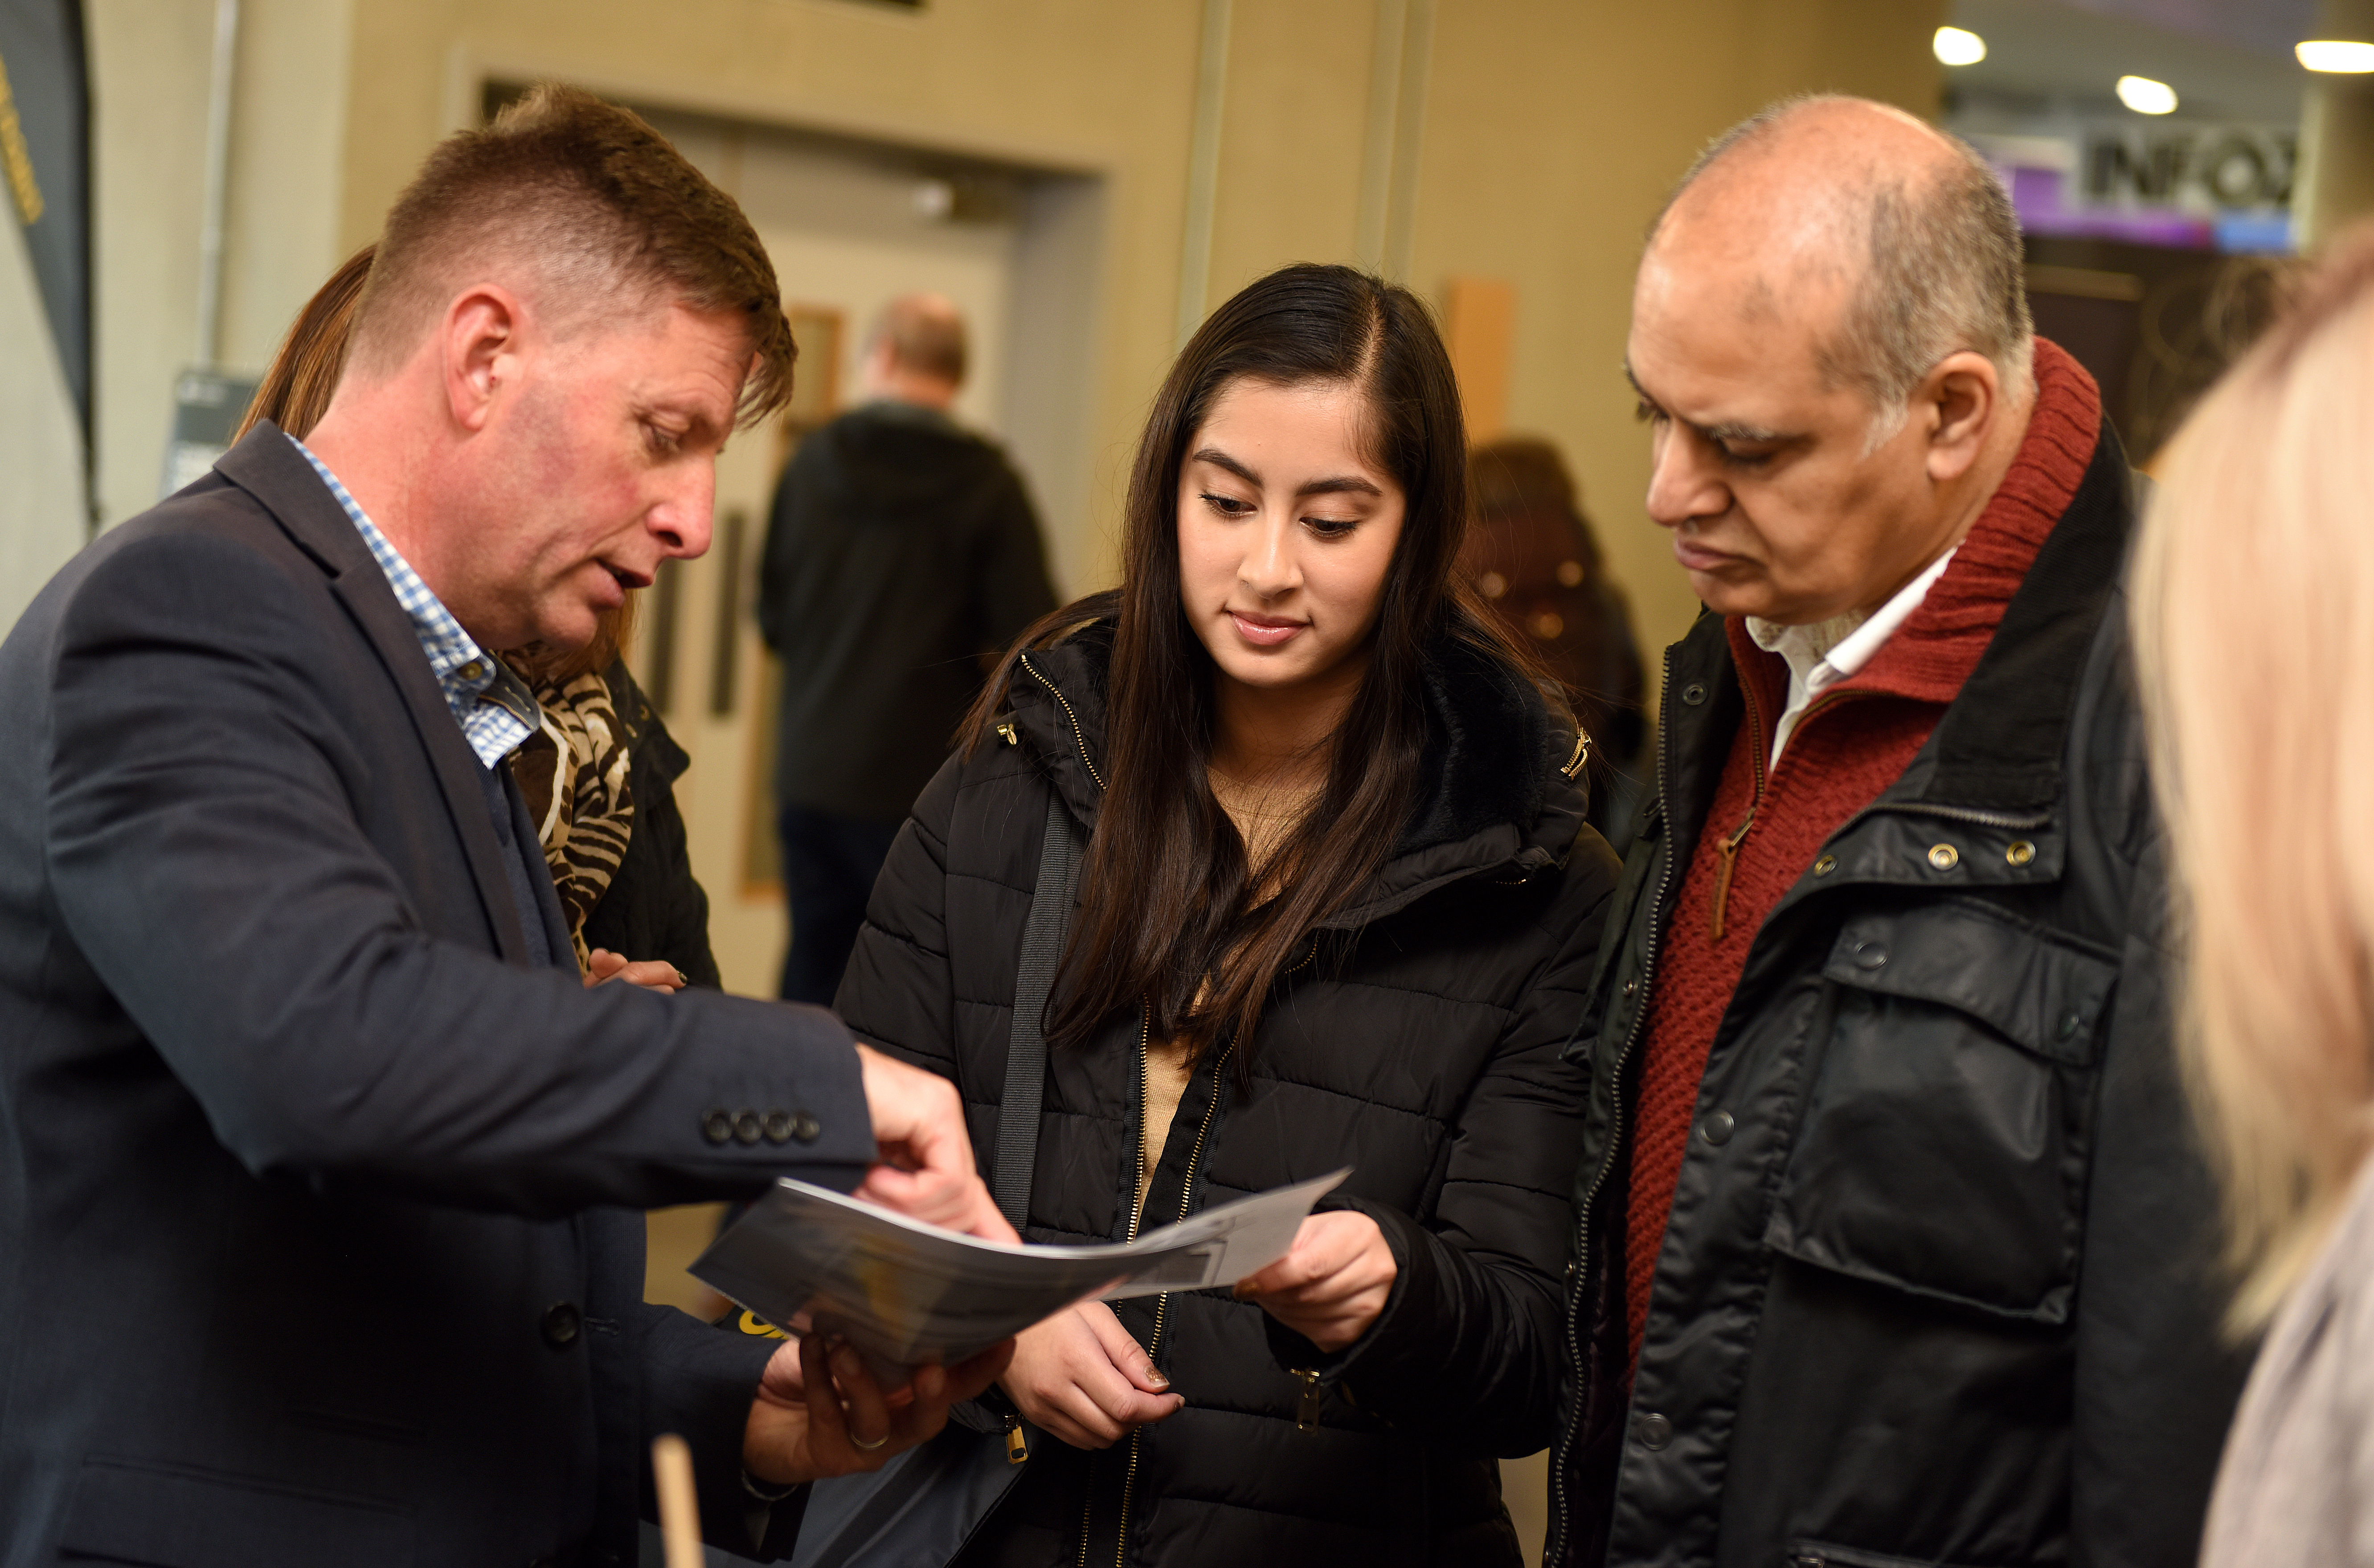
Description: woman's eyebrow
1191,447,1259,485
1191,448,1381,498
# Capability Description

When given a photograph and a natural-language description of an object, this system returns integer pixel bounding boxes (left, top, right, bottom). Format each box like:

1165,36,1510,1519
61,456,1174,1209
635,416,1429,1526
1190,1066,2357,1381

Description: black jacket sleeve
43,531,872,1216
833,750,966,1086
1265,837,1621,1456
2068,808,2256,1565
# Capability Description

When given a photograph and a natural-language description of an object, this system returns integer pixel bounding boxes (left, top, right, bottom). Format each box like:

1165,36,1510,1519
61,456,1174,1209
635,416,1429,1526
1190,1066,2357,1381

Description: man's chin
1687,569,1776,621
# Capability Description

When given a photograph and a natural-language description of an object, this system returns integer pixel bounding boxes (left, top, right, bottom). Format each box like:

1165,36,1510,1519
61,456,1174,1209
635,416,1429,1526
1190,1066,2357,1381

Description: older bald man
1547,98,2247,1568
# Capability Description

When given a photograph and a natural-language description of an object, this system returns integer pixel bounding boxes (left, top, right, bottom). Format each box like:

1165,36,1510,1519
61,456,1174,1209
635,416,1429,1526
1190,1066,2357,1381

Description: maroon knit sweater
1621,340,2103,1366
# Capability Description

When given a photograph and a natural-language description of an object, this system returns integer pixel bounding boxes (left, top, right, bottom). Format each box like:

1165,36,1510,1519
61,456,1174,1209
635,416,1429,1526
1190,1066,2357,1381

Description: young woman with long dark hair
839,263,1619,1566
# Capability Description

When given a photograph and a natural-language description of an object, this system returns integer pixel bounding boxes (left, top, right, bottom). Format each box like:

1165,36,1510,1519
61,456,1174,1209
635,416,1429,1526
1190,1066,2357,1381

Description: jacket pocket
59,1455,414,1568
1762,899,2118,1323
1789,1539,1978,1568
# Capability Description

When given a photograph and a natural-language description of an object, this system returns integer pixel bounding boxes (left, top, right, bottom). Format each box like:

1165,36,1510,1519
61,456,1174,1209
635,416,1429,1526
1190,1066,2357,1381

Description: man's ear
441,285,525,434
1922,350,2000,485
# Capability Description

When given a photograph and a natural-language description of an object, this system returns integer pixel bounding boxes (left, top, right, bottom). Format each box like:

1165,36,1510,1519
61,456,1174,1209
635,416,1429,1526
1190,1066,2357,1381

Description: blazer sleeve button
792,1111,823,1144
763,1111,795,1144
733,1110,764,1145
539,1302,581,1348
702,1110,734,1145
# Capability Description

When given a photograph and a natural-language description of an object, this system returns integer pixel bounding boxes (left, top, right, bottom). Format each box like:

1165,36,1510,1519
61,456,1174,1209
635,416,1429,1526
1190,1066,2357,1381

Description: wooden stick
651,1433,703,1568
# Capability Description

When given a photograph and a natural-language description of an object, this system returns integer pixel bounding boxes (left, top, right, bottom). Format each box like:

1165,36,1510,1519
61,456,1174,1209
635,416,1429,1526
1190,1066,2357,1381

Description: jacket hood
1004,608,1592,925
806,402,1014,522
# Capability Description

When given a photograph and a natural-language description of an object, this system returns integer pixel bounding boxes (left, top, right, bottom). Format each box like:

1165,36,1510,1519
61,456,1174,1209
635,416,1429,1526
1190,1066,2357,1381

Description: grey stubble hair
1662,95,2036,447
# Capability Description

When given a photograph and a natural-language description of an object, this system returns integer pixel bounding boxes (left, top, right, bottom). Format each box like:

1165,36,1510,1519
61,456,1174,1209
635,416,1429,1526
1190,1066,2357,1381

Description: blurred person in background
838,262,1620,1567
237,242,718,993
2133,227,2374,1568
1464,437,1646,846
1549,95,2246,1568
759,292,1056,1006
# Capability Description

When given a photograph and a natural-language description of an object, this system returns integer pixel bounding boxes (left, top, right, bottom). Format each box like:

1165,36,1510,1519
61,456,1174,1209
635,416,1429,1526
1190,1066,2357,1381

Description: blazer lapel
213,423,536,966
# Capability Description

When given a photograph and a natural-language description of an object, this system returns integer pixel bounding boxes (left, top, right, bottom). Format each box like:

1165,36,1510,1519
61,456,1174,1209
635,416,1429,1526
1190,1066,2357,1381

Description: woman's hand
743,1331,1014,1486
997,1302,1183,1449
583,947,687,993
1233,1210,1397,1352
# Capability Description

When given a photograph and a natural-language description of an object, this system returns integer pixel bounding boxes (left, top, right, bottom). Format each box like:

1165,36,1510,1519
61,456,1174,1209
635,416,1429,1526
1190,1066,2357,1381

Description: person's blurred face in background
1175,377,1406,710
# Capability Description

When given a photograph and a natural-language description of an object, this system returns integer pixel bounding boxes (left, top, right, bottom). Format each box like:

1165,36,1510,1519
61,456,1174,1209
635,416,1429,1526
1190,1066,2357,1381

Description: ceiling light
2298,39,2374,72
2116,75,2179,114
1933,26,1987,66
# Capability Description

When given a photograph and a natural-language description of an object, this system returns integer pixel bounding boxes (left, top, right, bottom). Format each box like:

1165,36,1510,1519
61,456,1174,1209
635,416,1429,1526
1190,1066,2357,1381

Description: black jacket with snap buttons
837,611,1621,1567
1547,424,2252,1568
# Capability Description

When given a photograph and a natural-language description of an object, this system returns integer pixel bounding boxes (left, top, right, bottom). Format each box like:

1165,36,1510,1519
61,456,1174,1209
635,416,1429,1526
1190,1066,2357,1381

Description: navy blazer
0,425,872,1567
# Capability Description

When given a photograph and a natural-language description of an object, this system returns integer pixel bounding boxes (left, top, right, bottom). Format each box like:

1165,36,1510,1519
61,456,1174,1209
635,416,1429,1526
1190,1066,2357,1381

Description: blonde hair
2131,226,2374,1331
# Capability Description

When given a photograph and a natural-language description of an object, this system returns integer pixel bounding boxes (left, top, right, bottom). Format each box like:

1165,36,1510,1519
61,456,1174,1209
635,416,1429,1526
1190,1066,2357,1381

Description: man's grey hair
1666,96,2035,444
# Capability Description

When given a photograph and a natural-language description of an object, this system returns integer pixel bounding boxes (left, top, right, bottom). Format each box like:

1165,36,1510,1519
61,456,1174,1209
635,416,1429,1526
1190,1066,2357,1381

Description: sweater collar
1832,339,2103,706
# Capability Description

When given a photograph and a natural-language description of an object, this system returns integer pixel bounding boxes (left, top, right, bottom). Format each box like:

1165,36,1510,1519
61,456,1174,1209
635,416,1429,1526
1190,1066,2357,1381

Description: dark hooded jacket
758,401,1056,825
837,616,1621,1566
1547,425,2253,1568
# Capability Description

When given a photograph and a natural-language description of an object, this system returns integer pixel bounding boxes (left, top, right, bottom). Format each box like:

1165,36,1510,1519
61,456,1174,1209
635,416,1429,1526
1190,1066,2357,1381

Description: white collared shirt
1744,546,1957,767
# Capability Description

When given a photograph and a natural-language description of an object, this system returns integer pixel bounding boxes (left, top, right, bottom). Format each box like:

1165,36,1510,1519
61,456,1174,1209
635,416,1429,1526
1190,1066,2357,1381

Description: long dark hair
965,263,1523,1066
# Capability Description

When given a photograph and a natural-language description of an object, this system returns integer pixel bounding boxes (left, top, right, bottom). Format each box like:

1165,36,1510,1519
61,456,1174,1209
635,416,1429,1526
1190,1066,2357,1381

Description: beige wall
86,0,354,533
324,0,1945,664
26,0,1952,637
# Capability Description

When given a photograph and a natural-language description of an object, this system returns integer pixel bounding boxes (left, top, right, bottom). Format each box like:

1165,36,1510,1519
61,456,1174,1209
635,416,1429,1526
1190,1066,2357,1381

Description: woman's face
1175,377,1406,701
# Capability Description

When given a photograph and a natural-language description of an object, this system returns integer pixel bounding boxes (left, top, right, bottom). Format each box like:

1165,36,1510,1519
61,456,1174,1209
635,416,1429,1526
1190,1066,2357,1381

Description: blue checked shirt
290,435,541,767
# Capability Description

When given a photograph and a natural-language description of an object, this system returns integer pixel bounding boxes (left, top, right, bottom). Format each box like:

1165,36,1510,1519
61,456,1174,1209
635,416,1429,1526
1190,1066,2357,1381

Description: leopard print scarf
509,668,636,967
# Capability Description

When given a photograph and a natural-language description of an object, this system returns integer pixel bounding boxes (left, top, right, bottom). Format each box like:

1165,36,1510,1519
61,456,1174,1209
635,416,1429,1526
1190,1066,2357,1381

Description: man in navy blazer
0,86,1005,1567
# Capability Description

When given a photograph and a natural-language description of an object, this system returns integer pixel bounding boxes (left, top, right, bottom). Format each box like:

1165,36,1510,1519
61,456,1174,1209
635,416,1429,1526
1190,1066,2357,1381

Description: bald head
1649,96,2033,433
872,293,967,386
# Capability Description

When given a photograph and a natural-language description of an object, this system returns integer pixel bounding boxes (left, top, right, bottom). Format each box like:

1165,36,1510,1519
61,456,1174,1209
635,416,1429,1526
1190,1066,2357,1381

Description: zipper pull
1004,1412,1029,1464
1708,813,1754,941
1293,1368,1325,1432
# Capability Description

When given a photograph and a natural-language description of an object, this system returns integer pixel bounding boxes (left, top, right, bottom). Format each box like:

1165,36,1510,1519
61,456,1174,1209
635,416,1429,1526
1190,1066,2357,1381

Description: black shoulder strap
993,789,1084,1230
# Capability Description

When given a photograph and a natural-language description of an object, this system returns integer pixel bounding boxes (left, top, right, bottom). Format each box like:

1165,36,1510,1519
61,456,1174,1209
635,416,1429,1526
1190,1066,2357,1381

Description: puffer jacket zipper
1545,646,1679,1568
1021,650,1105,790
1079,1017,1233,1568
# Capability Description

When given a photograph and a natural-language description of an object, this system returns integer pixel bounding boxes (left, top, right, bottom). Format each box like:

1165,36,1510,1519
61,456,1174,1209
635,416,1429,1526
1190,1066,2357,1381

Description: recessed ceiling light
1933,26,1987,66
2298,40,2374,73
2116,75,2179,114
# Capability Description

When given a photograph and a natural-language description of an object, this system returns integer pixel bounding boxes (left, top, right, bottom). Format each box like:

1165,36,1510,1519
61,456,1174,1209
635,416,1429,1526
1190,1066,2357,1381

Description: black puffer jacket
838,619,1621,1567
1548,426,2253,1567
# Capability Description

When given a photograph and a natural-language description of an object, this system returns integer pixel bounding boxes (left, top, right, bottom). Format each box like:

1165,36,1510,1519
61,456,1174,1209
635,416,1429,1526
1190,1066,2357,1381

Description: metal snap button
1812,854,1837,877
1927,843,1960,871
1622,978,1638,997
1700,1110,1735,1146
2006,840,2036,866
733,1110,763,1145
701,1109,734,1145
2058,1009,2085,1041
1680,682,1709,706
539,1302,581,1349
1638,1412,1673,1450
1854,941,1888,970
